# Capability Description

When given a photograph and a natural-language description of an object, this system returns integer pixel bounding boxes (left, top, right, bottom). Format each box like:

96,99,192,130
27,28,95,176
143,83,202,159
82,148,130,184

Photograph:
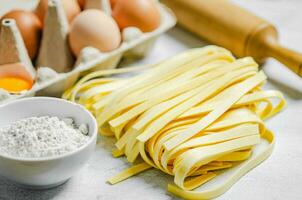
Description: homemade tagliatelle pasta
63,46,286,199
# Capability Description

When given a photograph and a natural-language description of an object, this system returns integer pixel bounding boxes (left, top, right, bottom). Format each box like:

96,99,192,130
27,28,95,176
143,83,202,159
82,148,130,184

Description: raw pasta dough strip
167,130,275,200
63,46,285,199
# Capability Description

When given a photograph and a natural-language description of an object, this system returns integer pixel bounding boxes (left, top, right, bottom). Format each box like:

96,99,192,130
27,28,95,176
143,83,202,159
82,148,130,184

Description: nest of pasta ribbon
63,46,286,199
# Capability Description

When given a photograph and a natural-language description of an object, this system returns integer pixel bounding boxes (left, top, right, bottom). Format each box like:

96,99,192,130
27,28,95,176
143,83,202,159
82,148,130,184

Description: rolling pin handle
265,41,302,77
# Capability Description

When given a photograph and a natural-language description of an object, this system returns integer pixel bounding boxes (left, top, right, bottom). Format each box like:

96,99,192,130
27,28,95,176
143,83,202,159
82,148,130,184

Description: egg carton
0,4,176,104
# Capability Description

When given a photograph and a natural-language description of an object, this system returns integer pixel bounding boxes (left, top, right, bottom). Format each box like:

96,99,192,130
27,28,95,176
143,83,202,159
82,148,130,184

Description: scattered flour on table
0,116,90,158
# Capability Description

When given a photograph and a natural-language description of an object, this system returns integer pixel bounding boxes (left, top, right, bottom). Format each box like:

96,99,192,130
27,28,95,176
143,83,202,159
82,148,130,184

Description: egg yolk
0,77,32,93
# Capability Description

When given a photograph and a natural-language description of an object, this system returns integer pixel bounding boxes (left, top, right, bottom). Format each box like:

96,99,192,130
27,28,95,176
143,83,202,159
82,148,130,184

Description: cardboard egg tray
0,4,176,104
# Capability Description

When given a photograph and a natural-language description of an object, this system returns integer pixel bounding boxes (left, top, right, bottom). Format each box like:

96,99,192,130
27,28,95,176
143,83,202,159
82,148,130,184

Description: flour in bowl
0,116,90,158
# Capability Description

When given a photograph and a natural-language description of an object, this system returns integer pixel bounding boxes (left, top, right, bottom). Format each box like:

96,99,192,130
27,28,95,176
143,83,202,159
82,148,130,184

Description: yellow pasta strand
63,46,286,199
107,163,152,185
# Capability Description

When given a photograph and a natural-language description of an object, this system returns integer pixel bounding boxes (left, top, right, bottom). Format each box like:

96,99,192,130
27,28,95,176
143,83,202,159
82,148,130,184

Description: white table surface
0,0,302,199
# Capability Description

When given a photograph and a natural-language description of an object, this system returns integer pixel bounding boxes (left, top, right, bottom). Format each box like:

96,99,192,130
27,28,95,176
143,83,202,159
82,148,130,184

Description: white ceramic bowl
0,97,97,189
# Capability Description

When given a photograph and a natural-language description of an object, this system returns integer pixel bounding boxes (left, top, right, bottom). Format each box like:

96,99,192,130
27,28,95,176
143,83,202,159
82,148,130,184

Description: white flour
0,116,90,158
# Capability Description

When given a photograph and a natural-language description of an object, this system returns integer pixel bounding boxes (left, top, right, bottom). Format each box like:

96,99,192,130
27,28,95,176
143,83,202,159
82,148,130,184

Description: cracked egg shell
0,63,34,93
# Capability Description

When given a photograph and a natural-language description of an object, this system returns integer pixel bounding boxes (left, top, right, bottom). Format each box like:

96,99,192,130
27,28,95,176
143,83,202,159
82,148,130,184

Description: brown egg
35,0,81,25
112,0,161,32
78,0,86,10
69,9,121,56
1,10,42,59
110,0,119,8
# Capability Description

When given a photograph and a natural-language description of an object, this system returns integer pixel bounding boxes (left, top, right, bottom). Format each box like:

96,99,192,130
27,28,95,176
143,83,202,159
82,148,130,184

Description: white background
0,0,302,199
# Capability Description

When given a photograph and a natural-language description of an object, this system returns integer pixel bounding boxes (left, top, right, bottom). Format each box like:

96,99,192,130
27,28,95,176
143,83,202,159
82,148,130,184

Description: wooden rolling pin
162,0,302,77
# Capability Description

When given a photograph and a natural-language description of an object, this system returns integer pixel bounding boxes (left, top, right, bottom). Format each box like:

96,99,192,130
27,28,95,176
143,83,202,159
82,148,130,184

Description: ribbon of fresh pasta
63,46,286,199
